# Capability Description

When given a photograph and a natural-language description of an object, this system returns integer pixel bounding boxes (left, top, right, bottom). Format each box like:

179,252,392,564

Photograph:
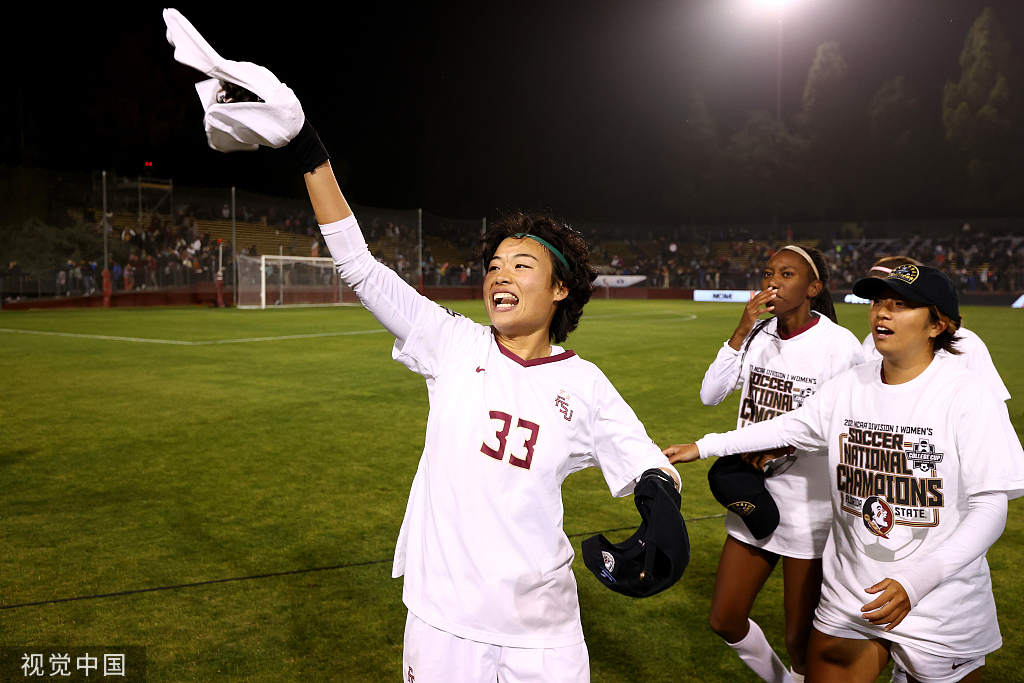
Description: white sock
790,669,805,683
727,619,793,683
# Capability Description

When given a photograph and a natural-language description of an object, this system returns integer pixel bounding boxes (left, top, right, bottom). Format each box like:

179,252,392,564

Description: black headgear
852,264,961,324
582,468,690,598
707,455,780,540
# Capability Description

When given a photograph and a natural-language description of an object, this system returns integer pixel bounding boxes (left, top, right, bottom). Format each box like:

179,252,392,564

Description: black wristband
285,119,331,175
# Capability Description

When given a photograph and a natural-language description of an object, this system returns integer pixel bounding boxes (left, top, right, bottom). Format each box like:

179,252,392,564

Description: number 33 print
481,410,539,470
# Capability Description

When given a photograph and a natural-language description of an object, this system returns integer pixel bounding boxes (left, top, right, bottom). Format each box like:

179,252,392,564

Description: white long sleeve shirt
699,314,863,557
697,356,1024,657
321,215,672,647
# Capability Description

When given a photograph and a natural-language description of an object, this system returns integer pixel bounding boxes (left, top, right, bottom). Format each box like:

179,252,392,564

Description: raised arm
304,161,353,225
163,9,431,344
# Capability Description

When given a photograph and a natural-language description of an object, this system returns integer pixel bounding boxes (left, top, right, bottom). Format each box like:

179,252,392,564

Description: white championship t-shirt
862,326,1010,401
697,356,1024,658
700,313,864,558
320,215,671,649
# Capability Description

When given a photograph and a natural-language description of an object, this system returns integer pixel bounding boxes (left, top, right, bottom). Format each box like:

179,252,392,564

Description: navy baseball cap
852,264,961,324
582,468,690,598
707,455,779,540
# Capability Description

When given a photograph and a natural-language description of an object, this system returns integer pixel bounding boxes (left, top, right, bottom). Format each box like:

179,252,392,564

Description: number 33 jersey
391,302,669,649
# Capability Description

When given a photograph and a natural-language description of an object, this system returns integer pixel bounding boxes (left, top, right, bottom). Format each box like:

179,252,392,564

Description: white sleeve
958,333,1011,401
887,491,1007,608
320,215,427,343
953,384,1024,499
591,373,674,498
700,342,746,406
695,375,835,458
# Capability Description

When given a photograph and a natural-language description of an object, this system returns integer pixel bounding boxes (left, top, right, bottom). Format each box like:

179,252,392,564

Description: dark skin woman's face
761,251,821,317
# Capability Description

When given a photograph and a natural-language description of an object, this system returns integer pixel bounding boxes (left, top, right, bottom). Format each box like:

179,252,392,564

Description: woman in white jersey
161,14,683,679
861,256,1010,402
313,177,683,682
698,246,863,683
666,264,1024,683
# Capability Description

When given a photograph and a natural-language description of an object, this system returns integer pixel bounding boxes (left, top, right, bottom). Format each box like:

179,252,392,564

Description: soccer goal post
235,255,356,309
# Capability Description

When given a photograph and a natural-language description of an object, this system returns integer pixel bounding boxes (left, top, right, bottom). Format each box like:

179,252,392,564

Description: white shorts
889,649,985,683
402,611,590,683
814,620,986,683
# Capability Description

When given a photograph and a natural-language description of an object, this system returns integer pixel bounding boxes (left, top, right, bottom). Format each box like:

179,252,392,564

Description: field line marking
0,327,388,345
467,311,698,324
0,514,724,610
583,312,697,323
202,330,388,344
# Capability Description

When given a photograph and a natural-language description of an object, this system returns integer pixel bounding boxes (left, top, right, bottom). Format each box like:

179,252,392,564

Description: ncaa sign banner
1013,294,1024,309
693,289,757,303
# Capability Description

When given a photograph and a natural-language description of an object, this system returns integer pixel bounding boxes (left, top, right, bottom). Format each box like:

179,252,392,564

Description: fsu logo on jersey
904,439,944,472
555,391,573,422
437,304,464,318
862,496,894,539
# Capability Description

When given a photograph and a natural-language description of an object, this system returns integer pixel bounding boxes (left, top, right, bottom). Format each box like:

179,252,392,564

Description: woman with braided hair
681,245,863,683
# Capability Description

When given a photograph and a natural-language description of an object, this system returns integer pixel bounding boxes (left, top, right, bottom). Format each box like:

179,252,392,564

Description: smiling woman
303,162,683,682
163,10,690,676
477,213,597,357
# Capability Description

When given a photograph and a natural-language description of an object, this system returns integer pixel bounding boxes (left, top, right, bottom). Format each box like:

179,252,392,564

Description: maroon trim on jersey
777,315,820,340
496,339,577,366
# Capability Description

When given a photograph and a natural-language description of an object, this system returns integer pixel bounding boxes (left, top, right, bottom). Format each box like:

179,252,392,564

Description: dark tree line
664,8,1023,224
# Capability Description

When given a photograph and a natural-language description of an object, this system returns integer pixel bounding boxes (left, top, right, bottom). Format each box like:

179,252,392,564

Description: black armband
285,119,331,175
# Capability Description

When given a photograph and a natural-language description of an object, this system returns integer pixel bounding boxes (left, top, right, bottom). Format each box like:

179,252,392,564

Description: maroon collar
496,338,576,367
777,315,820,340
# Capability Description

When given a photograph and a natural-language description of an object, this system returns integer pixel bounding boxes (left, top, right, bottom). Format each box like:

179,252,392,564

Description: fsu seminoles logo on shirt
862,496,894,539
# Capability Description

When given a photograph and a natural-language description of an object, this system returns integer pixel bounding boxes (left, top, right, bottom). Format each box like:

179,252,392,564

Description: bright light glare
748,0,800,12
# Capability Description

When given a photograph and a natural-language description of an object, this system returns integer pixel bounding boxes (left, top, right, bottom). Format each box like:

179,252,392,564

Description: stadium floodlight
235,254,356,309
744,0,806,120
747,0,800,12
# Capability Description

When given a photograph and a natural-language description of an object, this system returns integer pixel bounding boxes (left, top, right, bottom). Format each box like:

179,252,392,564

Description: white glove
163,8,305,152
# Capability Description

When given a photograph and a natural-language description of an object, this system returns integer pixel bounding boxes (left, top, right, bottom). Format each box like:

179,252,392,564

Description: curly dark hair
476,211,597,344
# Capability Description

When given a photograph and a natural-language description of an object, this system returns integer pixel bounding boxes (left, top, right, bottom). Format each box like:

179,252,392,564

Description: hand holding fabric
163,8,304,151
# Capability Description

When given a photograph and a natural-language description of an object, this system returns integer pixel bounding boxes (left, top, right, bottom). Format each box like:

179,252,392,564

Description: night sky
5,1,1024,222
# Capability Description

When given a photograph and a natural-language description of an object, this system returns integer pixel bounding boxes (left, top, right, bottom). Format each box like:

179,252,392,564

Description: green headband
511,232,570,272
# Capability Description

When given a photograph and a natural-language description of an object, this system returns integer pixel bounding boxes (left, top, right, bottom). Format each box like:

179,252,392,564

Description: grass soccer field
2,300,1021,682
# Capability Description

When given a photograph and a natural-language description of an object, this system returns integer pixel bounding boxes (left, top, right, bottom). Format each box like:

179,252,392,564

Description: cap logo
601,551,616,573
727,501,755,516
886,264,919,285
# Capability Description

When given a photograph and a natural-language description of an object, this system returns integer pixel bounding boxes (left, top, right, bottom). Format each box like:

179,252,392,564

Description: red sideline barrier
421,286,695,300
4,285,701,310
3,284,233,310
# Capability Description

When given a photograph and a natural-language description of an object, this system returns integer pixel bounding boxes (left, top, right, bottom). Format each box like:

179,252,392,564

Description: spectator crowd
3,199,1023,302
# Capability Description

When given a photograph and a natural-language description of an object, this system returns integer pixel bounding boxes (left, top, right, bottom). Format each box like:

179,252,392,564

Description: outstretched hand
163,8,304,152
662,443,700,464
861,578,912,631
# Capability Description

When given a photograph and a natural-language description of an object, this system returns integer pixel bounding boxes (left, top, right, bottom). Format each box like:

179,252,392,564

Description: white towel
163,8,304,151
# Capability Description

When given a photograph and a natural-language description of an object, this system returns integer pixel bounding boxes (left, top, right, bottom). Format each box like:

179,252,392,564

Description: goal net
235,255,356,308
